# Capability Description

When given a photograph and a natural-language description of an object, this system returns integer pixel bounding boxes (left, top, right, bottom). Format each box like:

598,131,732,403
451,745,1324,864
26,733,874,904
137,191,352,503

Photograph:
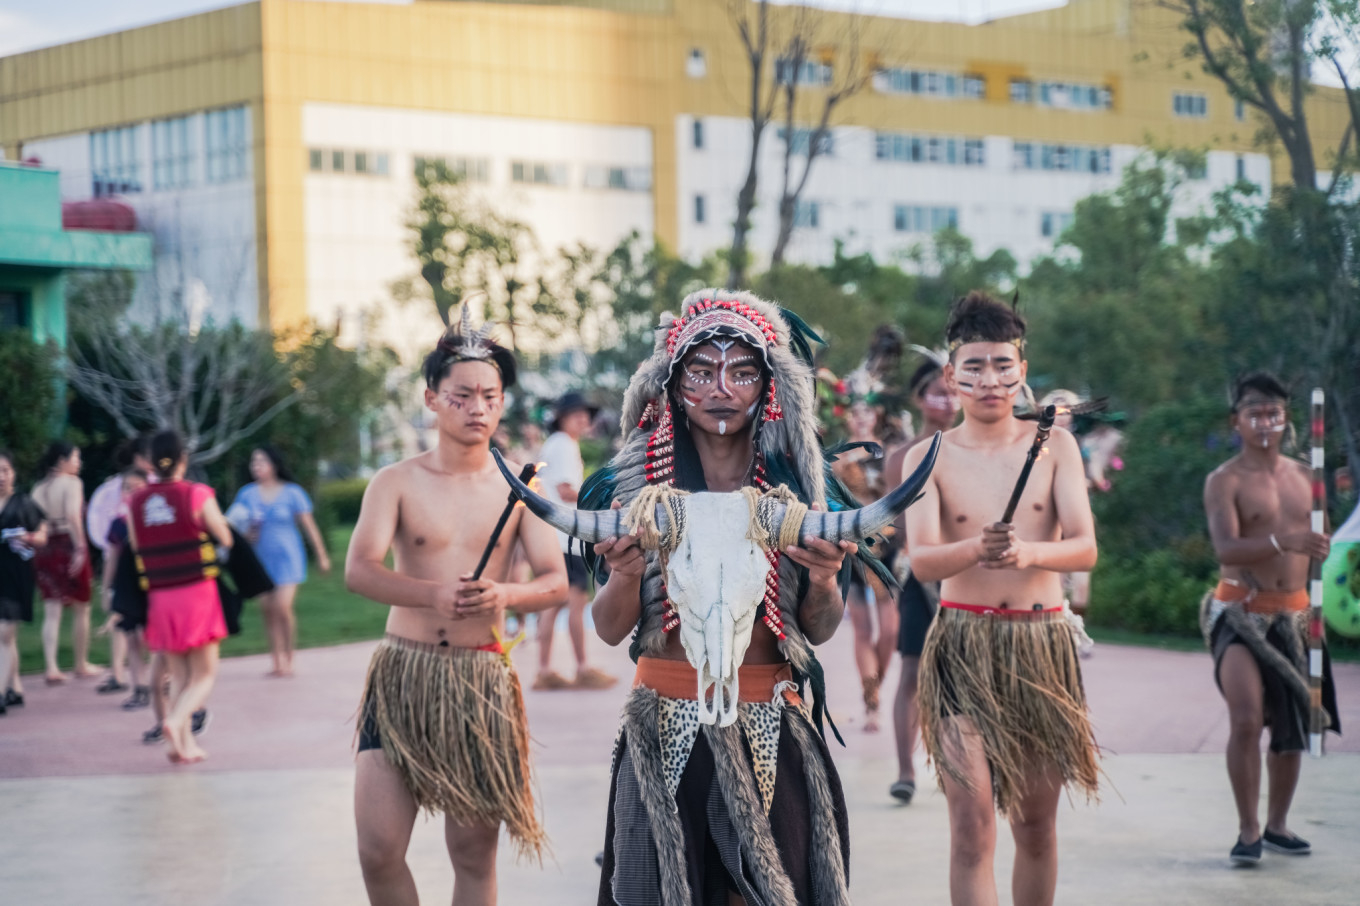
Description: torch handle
1001,406,1057,524
470,462,539,582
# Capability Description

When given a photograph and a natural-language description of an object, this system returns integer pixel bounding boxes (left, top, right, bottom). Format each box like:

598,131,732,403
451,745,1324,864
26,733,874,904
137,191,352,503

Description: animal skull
490,435,940,726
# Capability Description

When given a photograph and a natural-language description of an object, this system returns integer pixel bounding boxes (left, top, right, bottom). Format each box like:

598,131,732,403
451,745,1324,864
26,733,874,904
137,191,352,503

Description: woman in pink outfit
127,431,233,763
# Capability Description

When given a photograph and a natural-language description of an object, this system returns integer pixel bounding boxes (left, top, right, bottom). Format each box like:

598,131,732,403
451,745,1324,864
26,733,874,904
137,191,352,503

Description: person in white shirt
533,392,617,690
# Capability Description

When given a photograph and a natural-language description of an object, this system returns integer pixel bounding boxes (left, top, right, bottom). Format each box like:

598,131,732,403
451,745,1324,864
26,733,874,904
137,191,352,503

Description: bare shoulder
1205,458,1241,494
1284,456,1312,477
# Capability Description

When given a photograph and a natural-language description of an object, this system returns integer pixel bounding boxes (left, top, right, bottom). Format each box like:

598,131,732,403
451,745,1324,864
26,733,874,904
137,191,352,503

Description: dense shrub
319,478,369,527
1087,550,1209,637
0,330,62,480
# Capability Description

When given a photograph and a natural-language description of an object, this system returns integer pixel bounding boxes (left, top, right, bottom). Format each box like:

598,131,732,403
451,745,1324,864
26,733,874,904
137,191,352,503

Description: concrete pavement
1,621,1357,904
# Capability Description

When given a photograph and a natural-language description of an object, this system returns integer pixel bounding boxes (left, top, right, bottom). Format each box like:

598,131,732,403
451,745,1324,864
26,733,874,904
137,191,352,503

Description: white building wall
676,115,1271,272
24,113,259,327
300,103,655,355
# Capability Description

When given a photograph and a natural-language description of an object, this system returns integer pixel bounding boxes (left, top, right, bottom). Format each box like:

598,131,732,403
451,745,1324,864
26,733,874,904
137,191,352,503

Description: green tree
0,329,62,479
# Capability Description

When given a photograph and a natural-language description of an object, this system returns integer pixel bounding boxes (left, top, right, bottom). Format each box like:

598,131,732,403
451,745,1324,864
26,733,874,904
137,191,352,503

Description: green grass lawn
17,528,387,676
18,526,1359,673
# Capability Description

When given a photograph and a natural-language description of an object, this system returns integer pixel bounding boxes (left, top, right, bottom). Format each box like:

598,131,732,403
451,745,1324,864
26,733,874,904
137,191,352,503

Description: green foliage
1092,395,1229,573
1087,549,1208,637
318,478,370,527
0,329,62,480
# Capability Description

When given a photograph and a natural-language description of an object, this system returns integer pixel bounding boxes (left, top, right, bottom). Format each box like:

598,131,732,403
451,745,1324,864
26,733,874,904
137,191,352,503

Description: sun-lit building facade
0,0,1348,341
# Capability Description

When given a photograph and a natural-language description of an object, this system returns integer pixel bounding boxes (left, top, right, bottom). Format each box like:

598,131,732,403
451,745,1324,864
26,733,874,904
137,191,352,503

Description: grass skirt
359,635,544,860
918,607,1100,816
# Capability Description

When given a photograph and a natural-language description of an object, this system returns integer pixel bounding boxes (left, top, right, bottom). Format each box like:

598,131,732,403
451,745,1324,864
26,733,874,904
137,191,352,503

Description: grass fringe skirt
360,635,545,860
918,607,1100,817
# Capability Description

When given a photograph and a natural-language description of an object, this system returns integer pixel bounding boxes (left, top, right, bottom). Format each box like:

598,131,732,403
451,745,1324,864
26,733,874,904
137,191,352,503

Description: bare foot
265,668,286,678
864,711,881,733
73,664,105,679
45,673,69,686
162,719,189,761
183,742,208,762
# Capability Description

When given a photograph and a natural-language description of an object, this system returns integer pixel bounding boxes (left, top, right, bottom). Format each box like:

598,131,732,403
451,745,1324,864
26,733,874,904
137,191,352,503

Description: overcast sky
0,0,1065,57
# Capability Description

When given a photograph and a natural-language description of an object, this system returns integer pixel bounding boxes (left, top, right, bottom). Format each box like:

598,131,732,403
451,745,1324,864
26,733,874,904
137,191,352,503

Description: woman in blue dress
228,447,330,676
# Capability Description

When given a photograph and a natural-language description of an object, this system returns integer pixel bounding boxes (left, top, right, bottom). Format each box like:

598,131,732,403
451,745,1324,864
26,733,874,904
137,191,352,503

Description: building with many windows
0,0,1348,343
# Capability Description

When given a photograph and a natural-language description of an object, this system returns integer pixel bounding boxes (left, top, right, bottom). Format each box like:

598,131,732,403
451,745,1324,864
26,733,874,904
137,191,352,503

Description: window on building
1173,92,1208,118
332,150,347,173
1027,80,1113,111
1183,157,1207,180
205,106,248,183
694,194,706,224
90,124,142,196
309,149,324,172
1234,98,1245,121
375,153,389,176
876,132,983,167
354,151,369,174
0,290,29,330
893,204,957,233
1014,140,1110,173
415,156,489,183
793,200,820,229
1040,211,1075,238
583,165,652,191
775,57,833,88
151,116,195,190
778,127,833,156
1236,155,1246,182
687,47,707,79
874,66,985,99
511,160,568,186
693,119,704,150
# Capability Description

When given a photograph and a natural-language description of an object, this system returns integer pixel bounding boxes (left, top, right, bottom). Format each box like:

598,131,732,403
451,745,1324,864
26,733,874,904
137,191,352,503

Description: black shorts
357,690,382,752
565,553,590,591
897,574,938,657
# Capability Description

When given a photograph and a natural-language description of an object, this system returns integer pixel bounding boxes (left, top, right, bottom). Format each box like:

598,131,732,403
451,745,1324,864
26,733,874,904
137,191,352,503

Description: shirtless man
346,316,567,906
902,292,1099,906
1202,371,1334,866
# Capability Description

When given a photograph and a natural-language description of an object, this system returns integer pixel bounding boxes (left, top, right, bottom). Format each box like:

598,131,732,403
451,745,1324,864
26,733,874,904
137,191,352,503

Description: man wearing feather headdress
901,291,1099,906
495,289,938,905
344,308,567,904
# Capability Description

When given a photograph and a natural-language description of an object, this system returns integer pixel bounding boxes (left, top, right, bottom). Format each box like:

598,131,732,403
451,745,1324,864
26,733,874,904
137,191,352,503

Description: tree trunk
770,194,797,267
728,150,761,289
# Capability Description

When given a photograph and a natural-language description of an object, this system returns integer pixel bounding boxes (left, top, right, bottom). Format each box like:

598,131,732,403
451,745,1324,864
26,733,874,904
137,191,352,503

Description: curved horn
775,432,942,545
491,448,662,544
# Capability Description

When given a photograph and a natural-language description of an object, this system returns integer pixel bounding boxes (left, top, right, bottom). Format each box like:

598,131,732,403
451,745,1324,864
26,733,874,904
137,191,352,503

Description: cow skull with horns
492,434,940,726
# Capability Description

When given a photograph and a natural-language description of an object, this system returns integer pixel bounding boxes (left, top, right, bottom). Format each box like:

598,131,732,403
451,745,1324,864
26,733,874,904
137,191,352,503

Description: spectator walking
127,431,233,763
0,450,47,715
32,441,98,683
100,469,151,710
227,446,330,677
533,391,616,691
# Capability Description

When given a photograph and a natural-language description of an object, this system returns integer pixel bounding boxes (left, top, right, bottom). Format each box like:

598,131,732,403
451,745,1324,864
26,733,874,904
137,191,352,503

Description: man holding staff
1202,372,1338,866
345,310,568,905
901,291,1099,906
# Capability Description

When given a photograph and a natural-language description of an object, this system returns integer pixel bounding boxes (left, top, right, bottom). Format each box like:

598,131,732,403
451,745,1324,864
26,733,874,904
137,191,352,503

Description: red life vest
128,481,220,590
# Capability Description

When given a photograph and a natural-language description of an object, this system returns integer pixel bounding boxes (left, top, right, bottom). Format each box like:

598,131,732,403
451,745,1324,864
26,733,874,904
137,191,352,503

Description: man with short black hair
903,291,1099,906
1202,371,1337,865
345,310,567,905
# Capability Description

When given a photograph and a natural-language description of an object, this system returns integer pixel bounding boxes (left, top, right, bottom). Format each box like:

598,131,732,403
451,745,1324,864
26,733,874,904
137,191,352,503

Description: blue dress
228,483,313,587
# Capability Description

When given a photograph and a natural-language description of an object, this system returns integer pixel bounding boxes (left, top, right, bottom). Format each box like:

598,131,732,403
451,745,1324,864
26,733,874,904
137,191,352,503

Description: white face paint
954,350,1022,399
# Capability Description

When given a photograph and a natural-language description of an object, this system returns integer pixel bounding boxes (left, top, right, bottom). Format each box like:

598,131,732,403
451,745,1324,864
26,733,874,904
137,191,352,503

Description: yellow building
0,0,1347,337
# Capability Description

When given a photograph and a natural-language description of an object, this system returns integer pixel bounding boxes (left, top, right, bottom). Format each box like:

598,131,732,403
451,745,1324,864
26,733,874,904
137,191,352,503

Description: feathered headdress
426,303,518,389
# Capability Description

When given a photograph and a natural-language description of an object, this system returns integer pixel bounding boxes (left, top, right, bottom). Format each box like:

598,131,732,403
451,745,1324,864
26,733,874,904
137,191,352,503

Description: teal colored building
0,161,151,348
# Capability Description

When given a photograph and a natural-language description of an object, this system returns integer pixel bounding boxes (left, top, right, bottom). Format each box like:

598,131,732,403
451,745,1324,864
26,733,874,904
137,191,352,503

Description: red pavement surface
2,624,1357,780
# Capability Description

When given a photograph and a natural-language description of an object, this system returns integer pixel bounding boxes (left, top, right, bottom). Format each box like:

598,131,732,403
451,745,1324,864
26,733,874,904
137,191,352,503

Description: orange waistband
942,600,1064,618
634,657,802,706
1213,582,1309,615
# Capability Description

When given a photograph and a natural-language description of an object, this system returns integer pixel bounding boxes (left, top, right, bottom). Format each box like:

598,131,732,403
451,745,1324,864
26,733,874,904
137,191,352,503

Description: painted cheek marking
956,382,976,396
1002,380,1022,398
746,402,758,416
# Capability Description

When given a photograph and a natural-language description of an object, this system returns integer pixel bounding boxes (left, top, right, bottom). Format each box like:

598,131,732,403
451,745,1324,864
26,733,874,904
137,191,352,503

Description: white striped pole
1309,388,1326,758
